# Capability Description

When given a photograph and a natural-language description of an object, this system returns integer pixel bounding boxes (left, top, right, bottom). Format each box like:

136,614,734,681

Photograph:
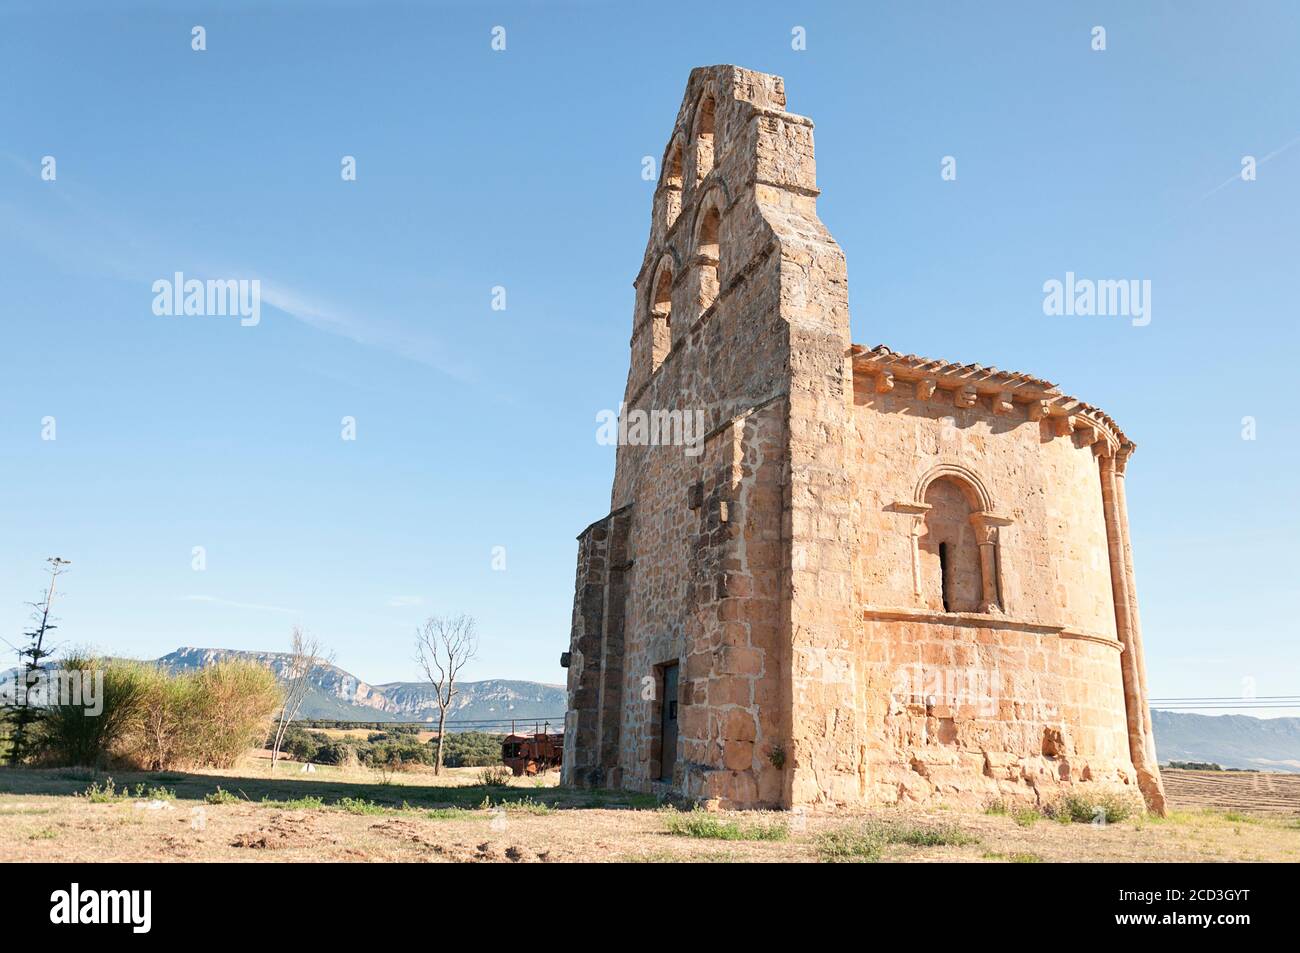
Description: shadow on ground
0,766,660,811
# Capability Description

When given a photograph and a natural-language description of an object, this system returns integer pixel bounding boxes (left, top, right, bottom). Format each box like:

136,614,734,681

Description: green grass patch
1221,810,1258,824
1013,808,1042,827
623,849,741,863
424,807,473,820
260,794,325,810
815,819,979,862
661,808,788,841
336,797,388,815
872,820,979,847
815,828,882,863
203,787,241,805
983,850,1041,863
497,796,552,815
80,779,126,802
79,779,176,803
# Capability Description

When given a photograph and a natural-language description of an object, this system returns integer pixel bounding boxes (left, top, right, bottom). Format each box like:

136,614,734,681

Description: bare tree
270,625,329,772
415,614,477,774
6,557,71,765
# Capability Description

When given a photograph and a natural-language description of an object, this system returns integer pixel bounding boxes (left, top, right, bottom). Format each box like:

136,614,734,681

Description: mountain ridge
154,647,565,726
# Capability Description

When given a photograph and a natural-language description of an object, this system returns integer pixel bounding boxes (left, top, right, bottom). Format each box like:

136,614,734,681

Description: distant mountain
1152,709,1300,773
154,647,566,728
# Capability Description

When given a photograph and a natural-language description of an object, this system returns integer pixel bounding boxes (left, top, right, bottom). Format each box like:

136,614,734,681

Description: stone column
1098,447,1167,815
1116,446,1165,801
968,512,1012,613
889,502,931,599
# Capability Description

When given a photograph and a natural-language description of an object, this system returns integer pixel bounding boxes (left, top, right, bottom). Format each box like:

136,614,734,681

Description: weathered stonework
562,66,1166,815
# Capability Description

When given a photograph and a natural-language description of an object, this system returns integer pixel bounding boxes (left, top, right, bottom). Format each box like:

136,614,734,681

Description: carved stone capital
1115,442,1136,476
968,511,1013,544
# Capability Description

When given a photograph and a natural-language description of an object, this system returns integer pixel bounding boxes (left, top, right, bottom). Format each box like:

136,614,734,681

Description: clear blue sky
1,2,1296,715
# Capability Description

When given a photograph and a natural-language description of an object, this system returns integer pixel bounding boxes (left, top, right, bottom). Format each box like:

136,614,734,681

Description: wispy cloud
386,595,424,608
257,282,474,381
0,156,473,380
180,595,299,614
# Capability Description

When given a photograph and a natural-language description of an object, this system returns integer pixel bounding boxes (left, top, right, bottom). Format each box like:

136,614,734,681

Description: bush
478,766,513,786
131,664,195,770
1048,791,1140,824
183,662,282,767
0,708,13,763
278,726,323,763
367,740,431,768
39,657,151,768
441,731,502,768
313,741,359,766
29,657,282,771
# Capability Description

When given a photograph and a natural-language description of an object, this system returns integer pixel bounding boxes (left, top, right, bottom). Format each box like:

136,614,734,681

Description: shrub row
35,656,282,770
276,727,502,769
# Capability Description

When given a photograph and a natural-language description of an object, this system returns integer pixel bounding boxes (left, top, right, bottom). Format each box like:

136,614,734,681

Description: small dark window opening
938,542,952,612
659,662,679,782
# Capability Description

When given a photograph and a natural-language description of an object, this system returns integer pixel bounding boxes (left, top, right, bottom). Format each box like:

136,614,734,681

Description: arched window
694,203,720,317
920,477,982,613
663,136,684,228
649,260,673,371
664,137,683,190
693,94,715,184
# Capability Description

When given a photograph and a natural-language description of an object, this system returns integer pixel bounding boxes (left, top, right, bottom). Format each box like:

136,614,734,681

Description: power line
299,714,567,729
1151,695,1300,702
1153,705,1300,711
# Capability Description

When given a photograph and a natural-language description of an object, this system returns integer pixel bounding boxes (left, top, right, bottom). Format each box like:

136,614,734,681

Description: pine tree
6,557,70,765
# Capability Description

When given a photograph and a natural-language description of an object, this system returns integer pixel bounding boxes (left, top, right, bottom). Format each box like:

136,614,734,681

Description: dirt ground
1,760,1297,863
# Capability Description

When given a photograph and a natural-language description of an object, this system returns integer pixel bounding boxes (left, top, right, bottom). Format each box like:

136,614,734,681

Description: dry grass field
1161,767,1300,816
308,727,440,744
1,758,1297,863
